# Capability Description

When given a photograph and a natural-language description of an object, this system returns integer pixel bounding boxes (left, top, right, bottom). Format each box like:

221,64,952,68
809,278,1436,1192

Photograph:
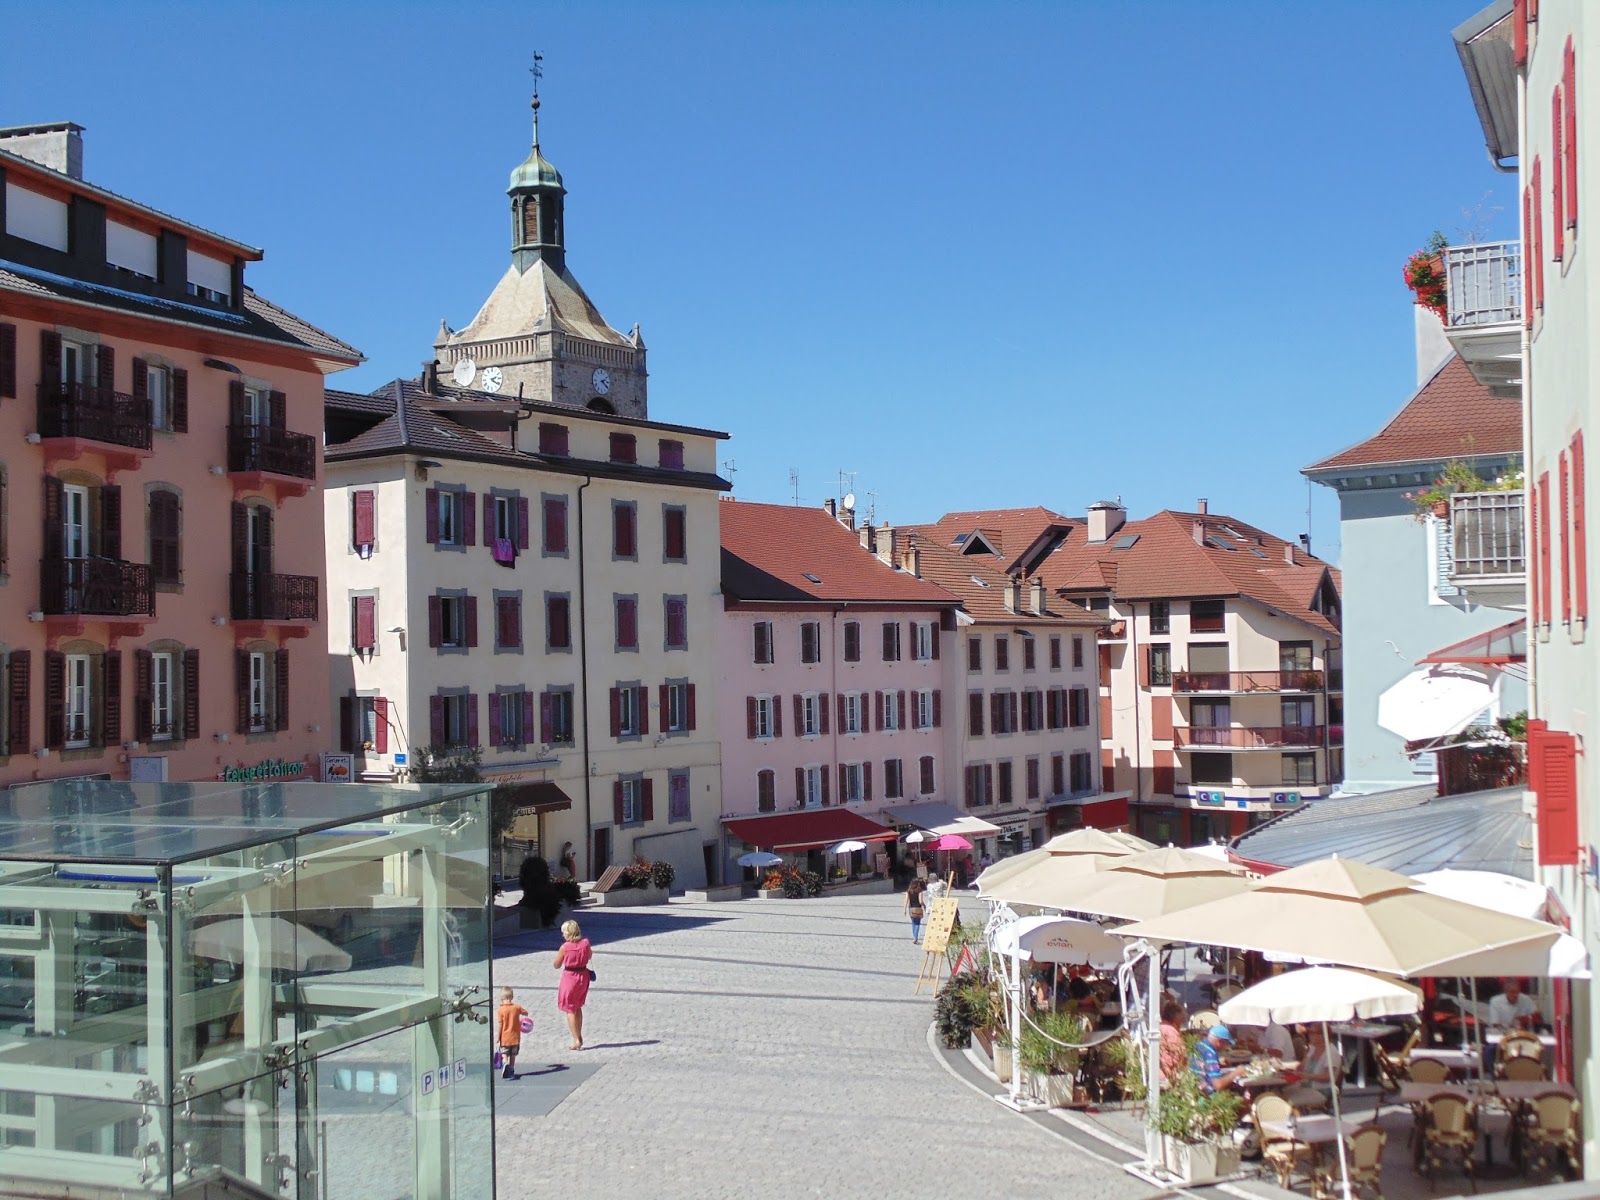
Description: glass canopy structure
0,778,496,1199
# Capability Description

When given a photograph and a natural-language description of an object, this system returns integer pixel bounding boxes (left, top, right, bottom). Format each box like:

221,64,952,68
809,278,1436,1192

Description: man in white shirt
1487,978,1540,1029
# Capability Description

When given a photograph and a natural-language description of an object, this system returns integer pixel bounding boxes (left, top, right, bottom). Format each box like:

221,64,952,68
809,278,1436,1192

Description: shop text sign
218,758,307,783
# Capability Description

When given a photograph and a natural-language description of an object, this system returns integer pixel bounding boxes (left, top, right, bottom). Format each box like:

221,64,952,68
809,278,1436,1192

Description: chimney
1299,533,1312,556
1086,500,1127,544
903,543,921,578
1284,543,1297,565
840,502,856,530
1004,577,1021,614
1030,577,1046,614
877,525,898,568
421,360,439,395
823,499,836,519
1193,521,1206,546
1415,303,1453,387
859,525,875,552
1197,498,1208,515
0,122,84,179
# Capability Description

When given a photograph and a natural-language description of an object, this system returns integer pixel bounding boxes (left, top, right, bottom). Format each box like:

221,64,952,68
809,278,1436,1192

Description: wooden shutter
464,595,479,648
1574,431,1588,622
882,622,894,661
795,766,805,806
641,778,655,822
686,684,696,731
1534,157,1546,310
615,781,627,825
838,764,848,803
519,693,533,748
1514,0,1527,65
1566,38,1578,228
488,691,501,747
150,491,181,585
540,691,554,743
747,695,759,739
544,497,566,553
1137,647,1151,689
659,684,670,731
462,491,476,547
617,505,635,557
990,692,1002,732
267,389,286,430
1562,450,1573,624
553,596,571,648
482,493,494,551
1553,87,1566,259
133,649,153,742
132,357,148,405
228,379,248,427
818,692,830,734
772,693,783,737
340,694,355,752
969,691,984,736
230,502,249,574
1531,482,1543,624
516,496,530,550
96,344,114,394
39,329,62,391
430,695,445,746
274,648,289,732
427,596,442,647
234,649,251,735
637,685,650,735
374,696,389,753
7,650,29,755
182,649,199,739
754,622,768,663
42,476,64,560
930,624,940,659
793,693,804,735
466,693,479,746
820,768,830,806
873,691,883,732
863,761,873,801
921,756,934,795
1531,723,1580,866
1540,471,1554,627
353,489,375,549
171,368,188,432
97,485,121,560
1524,185,1536,330
0,322,14,399
932,690,942,727
44,650,65,750
425,488,440,544
609,687,622,737
354,595,376,650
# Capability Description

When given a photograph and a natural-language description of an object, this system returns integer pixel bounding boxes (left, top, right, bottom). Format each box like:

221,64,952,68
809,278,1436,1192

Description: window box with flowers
1404,231,1450,321
1403,458,1522,524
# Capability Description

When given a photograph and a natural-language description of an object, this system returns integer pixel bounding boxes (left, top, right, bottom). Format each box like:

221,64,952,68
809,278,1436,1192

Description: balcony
227,424,317,499
1175,725,1326,750
40,557,154,619
231,571,318,626
35,382,152,475
1172,670,1324,694
1448,491,1525,609
1441,240,1522,397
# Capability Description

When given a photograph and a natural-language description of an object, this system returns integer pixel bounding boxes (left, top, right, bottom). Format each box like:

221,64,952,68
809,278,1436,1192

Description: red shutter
7,650,29,756
1524,185,1536,330
541,691,554,743
428,596,443,647
795,767,806,806
99,485,121,560
1540,471,1554,627
610,687,622,737
465,595,479,648
932,689,942,728
274,648,289,732
1514,0,1527,65
686,684,696,731
1574,431,1587,622
425,488,440,544
1561,450,1573,624
430,695,445,746
0,322,14,399
614,781,626,825
234,649,250,735
489,690,502,747
373,696,388,752
818,692,830,734
171,368,188,432
747,695,758,739
1532,726,1580,866
1566,38,1578,228
1535,157,1546,310
340,694,355,752
183,649,199,739
44,650,65,750
642,778,655,822
1138,648,1151,689
100,650,121,746
355,595,377,650
637,686,649,735
517,496,530,550
1553,87,1566,259
466,693,479,746
545,497,567,553
1531,481,1543,623
353,490,375,549
134,650,153,743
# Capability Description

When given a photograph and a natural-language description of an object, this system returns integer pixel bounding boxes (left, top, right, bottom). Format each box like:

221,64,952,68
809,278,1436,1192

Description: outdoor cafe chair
1314,1123,1386,1200
1417,1093,1478,1193
1371,1045,1405,1099
1496,1031,1544,1067
1520,1092,1580,1182
1188,1009,1220,1032
1499,1056,1548,1083
1252,1093,1314,1190
1408,1058,1452,1085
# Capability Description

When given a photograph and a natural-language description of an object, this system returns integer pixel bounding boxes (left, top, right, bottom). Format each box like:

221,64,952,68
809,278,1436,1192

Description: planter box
590,885,669,908
1028,1071,1078,1108
757,887,789,900
682,885,743,902
1163,1138,1241,1185
993,1043,1013,1084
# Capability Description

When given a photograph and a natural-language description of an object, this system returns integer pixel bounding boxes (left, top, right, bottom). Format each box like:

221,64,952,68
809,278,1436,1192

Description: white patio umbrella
1411,869,1560,922
1220,968,1423,1200
736,851,782,869
191,917,352,974
830,840,868,854
902,830,934,843
1376,664,1497,743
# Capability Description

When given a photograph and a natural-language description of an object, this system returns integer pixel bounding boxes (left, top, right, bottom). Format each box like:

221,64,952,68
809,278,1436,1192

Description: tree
410,745,518,842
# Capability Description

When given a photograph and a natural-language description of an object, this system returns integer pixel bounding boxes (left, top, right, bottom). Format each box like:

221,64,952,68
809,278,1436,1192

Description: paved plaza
490,892,1161,1199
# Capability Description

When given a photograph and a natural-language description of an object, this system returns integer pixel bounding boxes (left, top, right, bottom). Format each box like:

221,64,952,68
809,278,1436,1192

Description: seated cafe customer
1191,1024,1248,1094
1488,978,1540,1031
1284,1024,1341,1111
1159,1001,1189,1084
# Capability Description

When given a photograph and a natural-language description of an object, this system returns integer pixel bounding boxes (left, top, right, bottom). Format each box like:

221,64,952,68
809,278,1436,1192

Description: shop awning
497,781,574,815
1046,792,1131,830
878,802,1003,838
722,809,898,853
1418,618,1527,671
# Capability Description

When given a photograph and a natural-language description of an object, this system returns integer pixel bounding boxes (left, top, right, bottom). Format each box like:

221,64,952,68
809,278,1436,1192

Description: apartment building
0,123,359,787
716,501,958,871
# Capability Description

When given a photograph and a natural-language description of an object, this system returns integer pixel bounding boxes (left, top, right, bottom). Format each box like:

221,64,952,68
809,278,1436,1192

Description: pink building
717,501,959,872
0,124,359,786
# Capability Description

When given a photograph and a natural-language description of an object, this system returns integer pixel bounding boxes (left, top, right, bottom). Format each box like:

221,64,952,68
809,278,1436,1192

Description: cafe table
1258,1114,1365,1174
1408,1047,1479,1076
1330,1021,1394,1089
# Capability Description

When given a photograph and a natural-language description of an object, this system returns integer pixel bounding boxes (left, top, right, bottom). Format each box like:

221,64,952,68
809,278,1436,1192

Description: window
800,621,821,664
1021,688,1043,732
433,692,475,748
998,759,1014,806
491,493,520,546
753,621,774,664
663,681,695,733
148,489,181,587
1068,686,1090,728
842,691,863,734
914,688,938,730
994,636,1010,672
967,636,982,672
757,769,777,813
149,651,175,741
1191,699,1230,729
1147,644,1172,688
912,621,935,661
493,689,527,748
60,338,96,387
235,648,286,737
538,422,569,456
1281,697,1316,728
800,692,821,737
247,651,269,734
63,653,92,748
618,776,643,824
546,593,572,651
990,689,1019,734
964,763,994,808
609,433,637,464
881,690,901,732
1190,599,1225,633
1072,636,1085,669
750,694,776,739
1051,753,1065,797
664,595,688,650
351,488,375,555
1279,641,1313,673
840,762,865,804
1049,636,1061,670
843,621,860,662
1022,637,1036,671
1069,751,1093,794
542,495,568,555
663,506,687,561
615,595,639,651
659,439,685,470
969,690,985,736
884,758,904,799
1087,595,1111,615
881,621,901,662
427,487,468,548
1189,752,1233,786
542,687,576,745
341,693,388,753
431,593,475,651
1026,756,1041,801
351,594,377,654
1283,753,1317,786
613,684,642,739
801,765,825,809
668,769,691,822
1150,600,1170,634
145,364,173,432
612,501,637,558
919,755,936,796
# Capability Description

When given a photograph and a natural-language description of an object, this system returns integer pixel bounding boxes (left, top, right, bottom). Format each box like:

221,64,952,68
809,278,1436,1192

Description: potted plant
1404,230,1450,321
934,970,983,1048
1403,457,1507,523
1019,1010,1089,1107
1154,1069,1243,1184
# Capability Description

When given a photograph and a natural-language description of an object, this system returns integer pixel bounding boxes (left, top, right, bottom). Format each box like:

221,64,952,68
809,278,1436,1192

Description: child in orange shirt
497,987,530,1080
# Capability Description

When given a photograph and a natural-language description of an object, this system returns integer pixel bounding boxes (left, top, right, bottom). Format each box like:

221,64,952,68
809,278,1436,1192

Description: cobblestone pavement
491,893,1162,1199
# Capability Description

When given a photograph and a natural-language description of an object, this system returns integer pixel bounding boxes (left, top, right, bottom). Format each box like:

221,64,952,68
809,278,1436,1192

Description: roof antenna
789,468,800,506
529,50,544,150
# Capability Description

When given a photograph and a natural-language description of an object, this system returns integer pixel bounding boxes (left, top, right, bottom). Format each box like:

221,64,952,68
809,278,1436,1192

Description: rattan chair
1188,1009,1220,1032
1418,1093,1478,1192
1521,1092,1580,1182
1254,1093,1314,1190
1500,1055,1548,1082
1408,1058,1451,1084
1496,1031,1544,1068
1315,1123,1386,1200
1372,1045,1405,1098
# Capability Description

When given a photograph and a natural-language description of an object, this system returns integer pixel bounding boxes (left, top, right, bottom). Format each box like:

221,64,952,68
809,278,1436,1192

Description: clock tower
433,81,648,418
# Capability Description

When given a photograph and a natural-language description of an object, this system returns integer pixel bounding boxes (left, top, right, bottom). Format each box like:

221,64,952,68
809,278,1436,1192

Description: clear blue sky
4,1,1515,560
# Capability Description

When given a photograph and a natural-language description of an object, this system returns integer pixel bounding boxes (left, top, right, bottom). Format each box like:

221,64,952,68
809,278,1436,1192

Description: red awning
722,809,899,852
1418,618,1527,668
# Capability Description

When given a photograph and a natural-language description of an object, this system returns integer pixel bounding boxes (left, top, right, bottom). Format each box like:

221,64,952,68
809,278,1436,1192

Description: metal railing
1443,240,1522,328
40,557,154,617
36,383,152,451
230,572,319,621
227,424,317,480
1451,491,1525,579
1175,725,1327,750
1173,670,1324,694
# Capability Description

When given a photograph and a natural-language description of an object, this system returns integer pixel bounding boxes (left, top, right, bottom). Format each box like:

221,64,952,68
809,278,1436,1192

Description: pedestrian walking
553,918,593,1050
904,878,926,943
496,987,530,1080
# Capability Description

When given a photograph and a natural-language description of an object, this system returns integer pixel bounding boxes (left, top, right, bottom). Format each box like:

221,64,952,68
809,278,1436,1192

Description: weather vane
529,50,545,146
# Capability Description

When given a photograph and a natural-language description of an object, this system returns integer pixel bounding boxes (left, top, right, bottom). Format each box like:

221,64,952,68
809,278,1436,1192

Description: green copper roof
509,145,563,193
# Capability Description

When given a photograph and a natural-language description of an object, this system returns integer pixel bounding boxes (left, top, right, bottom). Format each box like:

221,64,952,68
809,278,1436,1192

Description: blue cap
1209,1024,1234,1043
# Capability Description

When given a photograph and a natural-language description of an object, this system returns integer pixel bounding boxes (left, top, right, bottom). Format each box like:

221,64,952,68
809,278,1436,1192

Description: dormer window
538,423,569,456
659,439,684,470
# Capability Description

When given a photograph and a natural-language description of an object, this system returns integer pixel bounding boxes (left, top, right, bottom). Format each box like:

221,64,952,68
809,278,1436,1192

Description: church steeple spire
509,51,565,274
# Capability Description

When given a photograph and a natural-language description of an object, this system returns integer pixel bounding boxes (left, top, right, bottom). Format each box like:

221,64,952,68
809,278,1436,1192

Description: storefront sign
321,754,354,783
219,758,307,783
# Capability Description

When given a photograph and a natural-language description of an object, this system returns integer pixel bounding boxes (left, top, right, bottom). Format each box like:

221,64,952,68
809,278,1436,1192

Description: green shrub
649,860,676,890
935,970,983,1048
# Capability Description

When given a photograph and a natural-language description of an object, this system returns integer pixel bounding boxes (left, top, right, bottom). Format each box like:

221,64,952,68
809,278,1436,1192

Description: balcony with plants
1171,671,1324,695
1406,458,1525,609
1406,231,1522,397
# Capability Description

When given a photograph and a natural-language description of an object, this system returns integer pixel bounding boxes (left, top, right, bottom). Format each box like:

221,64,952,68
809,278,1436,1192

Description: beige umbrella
1118,857,1571,978
976,827,1150,900
1018,846,1252,922
1039,828,1155,855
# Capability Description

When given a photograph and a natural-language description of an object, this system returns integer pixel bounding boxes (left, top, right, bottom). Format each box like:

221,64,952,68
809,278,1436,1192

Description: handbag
586,967,596,982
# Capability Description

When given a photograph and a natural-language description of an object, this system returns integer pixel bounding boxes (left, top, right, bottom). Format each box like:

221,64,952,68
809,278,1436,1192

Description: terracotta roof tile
907,536,1104,627
1305,355,1521,473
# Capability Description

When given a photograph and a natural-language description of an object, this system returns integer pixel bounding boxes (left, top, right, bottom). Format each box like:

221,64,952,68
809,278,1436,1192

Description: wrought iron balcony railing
227,424,317,480
36,383,152,451
230,572,318,621
40,557,154,617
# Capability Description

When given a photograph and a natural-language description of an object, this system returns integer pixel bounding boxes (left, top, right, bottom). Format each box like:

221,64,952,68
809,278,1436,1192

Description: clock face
480,366,503,394
592,367,612,395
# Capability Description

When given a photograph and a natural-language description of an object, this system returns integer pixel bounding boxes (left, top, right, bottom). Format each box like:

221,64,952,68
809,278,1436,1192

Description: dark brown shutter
133,649,153,742
430,695,445,745
463,491,476,547
818,692,830,734
44,650,65,750
687,684,697,731
882,622,894,661
42,476,64,560
930,625,940,659
425,488,440,544
932,689,942,728
150,491,181,585
897,690,906,726
231,502,248,573
983,763,994,803
864,762,873,801
268,390,286,431
96,344,114,394
352,489,375,548
874,691,884,732
793,694,803,735
838,764,847,804
229,379,248,426
374,697,389,752
795,766,805,805
610,687,622,737
7,650,29,755
465,595,479,648
234,649,251,735
256,506,273,576
614,781,626,825
39,329,62,391
171,368,188,432
641,778,655,822
820,768,831,806
488,692,502,746
540,691,554,743
0,322,15,399
132,357,148,403
1009,691,1019,731
102,650,121,745
637,686,649,735
482,493,494,549
428,596,442,647
660,684,670,730
516,496,530,550
837,692,847,731
340,694,355,752
274,648,289,732
970,692,984,736
518,693,533,748
98,485,121,560
183,649,200,739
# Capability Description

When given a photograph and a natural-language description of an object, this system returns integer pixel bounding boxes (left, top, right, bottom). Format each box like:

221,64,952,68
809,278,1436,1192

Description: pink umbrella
932,834,973,851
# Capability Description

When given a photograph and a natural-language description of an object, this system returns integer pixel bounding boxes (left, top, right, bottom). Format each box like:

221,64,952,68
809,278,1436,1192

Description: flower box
757,887,787,900
1163,1138,1241,1185
590,885,669,908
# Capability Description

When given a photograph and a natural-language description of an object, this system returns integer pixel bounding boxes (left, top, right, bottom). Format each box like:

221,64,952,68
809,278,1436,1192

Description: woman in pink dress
552,919,593,1049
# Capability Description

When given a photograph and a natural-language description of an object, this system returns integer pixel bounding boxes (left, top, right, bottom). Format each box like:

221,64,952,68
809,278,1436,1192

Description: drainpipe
1518,57,1536,720
830,606,841,807
576,473,594,877
1128,601,1144,824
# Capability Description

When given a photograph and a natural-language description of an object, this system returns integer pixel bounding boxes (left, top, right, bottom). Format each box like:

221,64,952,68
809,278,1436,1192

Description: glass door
63,485,89,559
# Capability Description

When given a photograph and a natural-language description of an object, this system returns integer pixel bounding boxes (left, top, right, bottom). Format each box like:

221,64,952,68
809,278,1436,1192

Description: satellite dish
843,492,857,511
451,358,476,387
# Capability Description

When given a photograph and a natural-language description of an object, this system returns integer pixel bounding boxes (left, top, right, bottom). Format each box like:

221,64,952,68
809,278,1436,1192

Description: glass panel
175,1065,298,1195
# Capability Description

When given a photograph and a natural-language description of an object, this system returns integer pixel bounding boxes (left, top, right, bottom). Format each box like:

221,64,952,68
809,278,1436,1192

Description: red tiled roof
1305,356,1522,473
720,501,959,606
908,536,1105,626
910,505,1079,572
722,808,898,851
